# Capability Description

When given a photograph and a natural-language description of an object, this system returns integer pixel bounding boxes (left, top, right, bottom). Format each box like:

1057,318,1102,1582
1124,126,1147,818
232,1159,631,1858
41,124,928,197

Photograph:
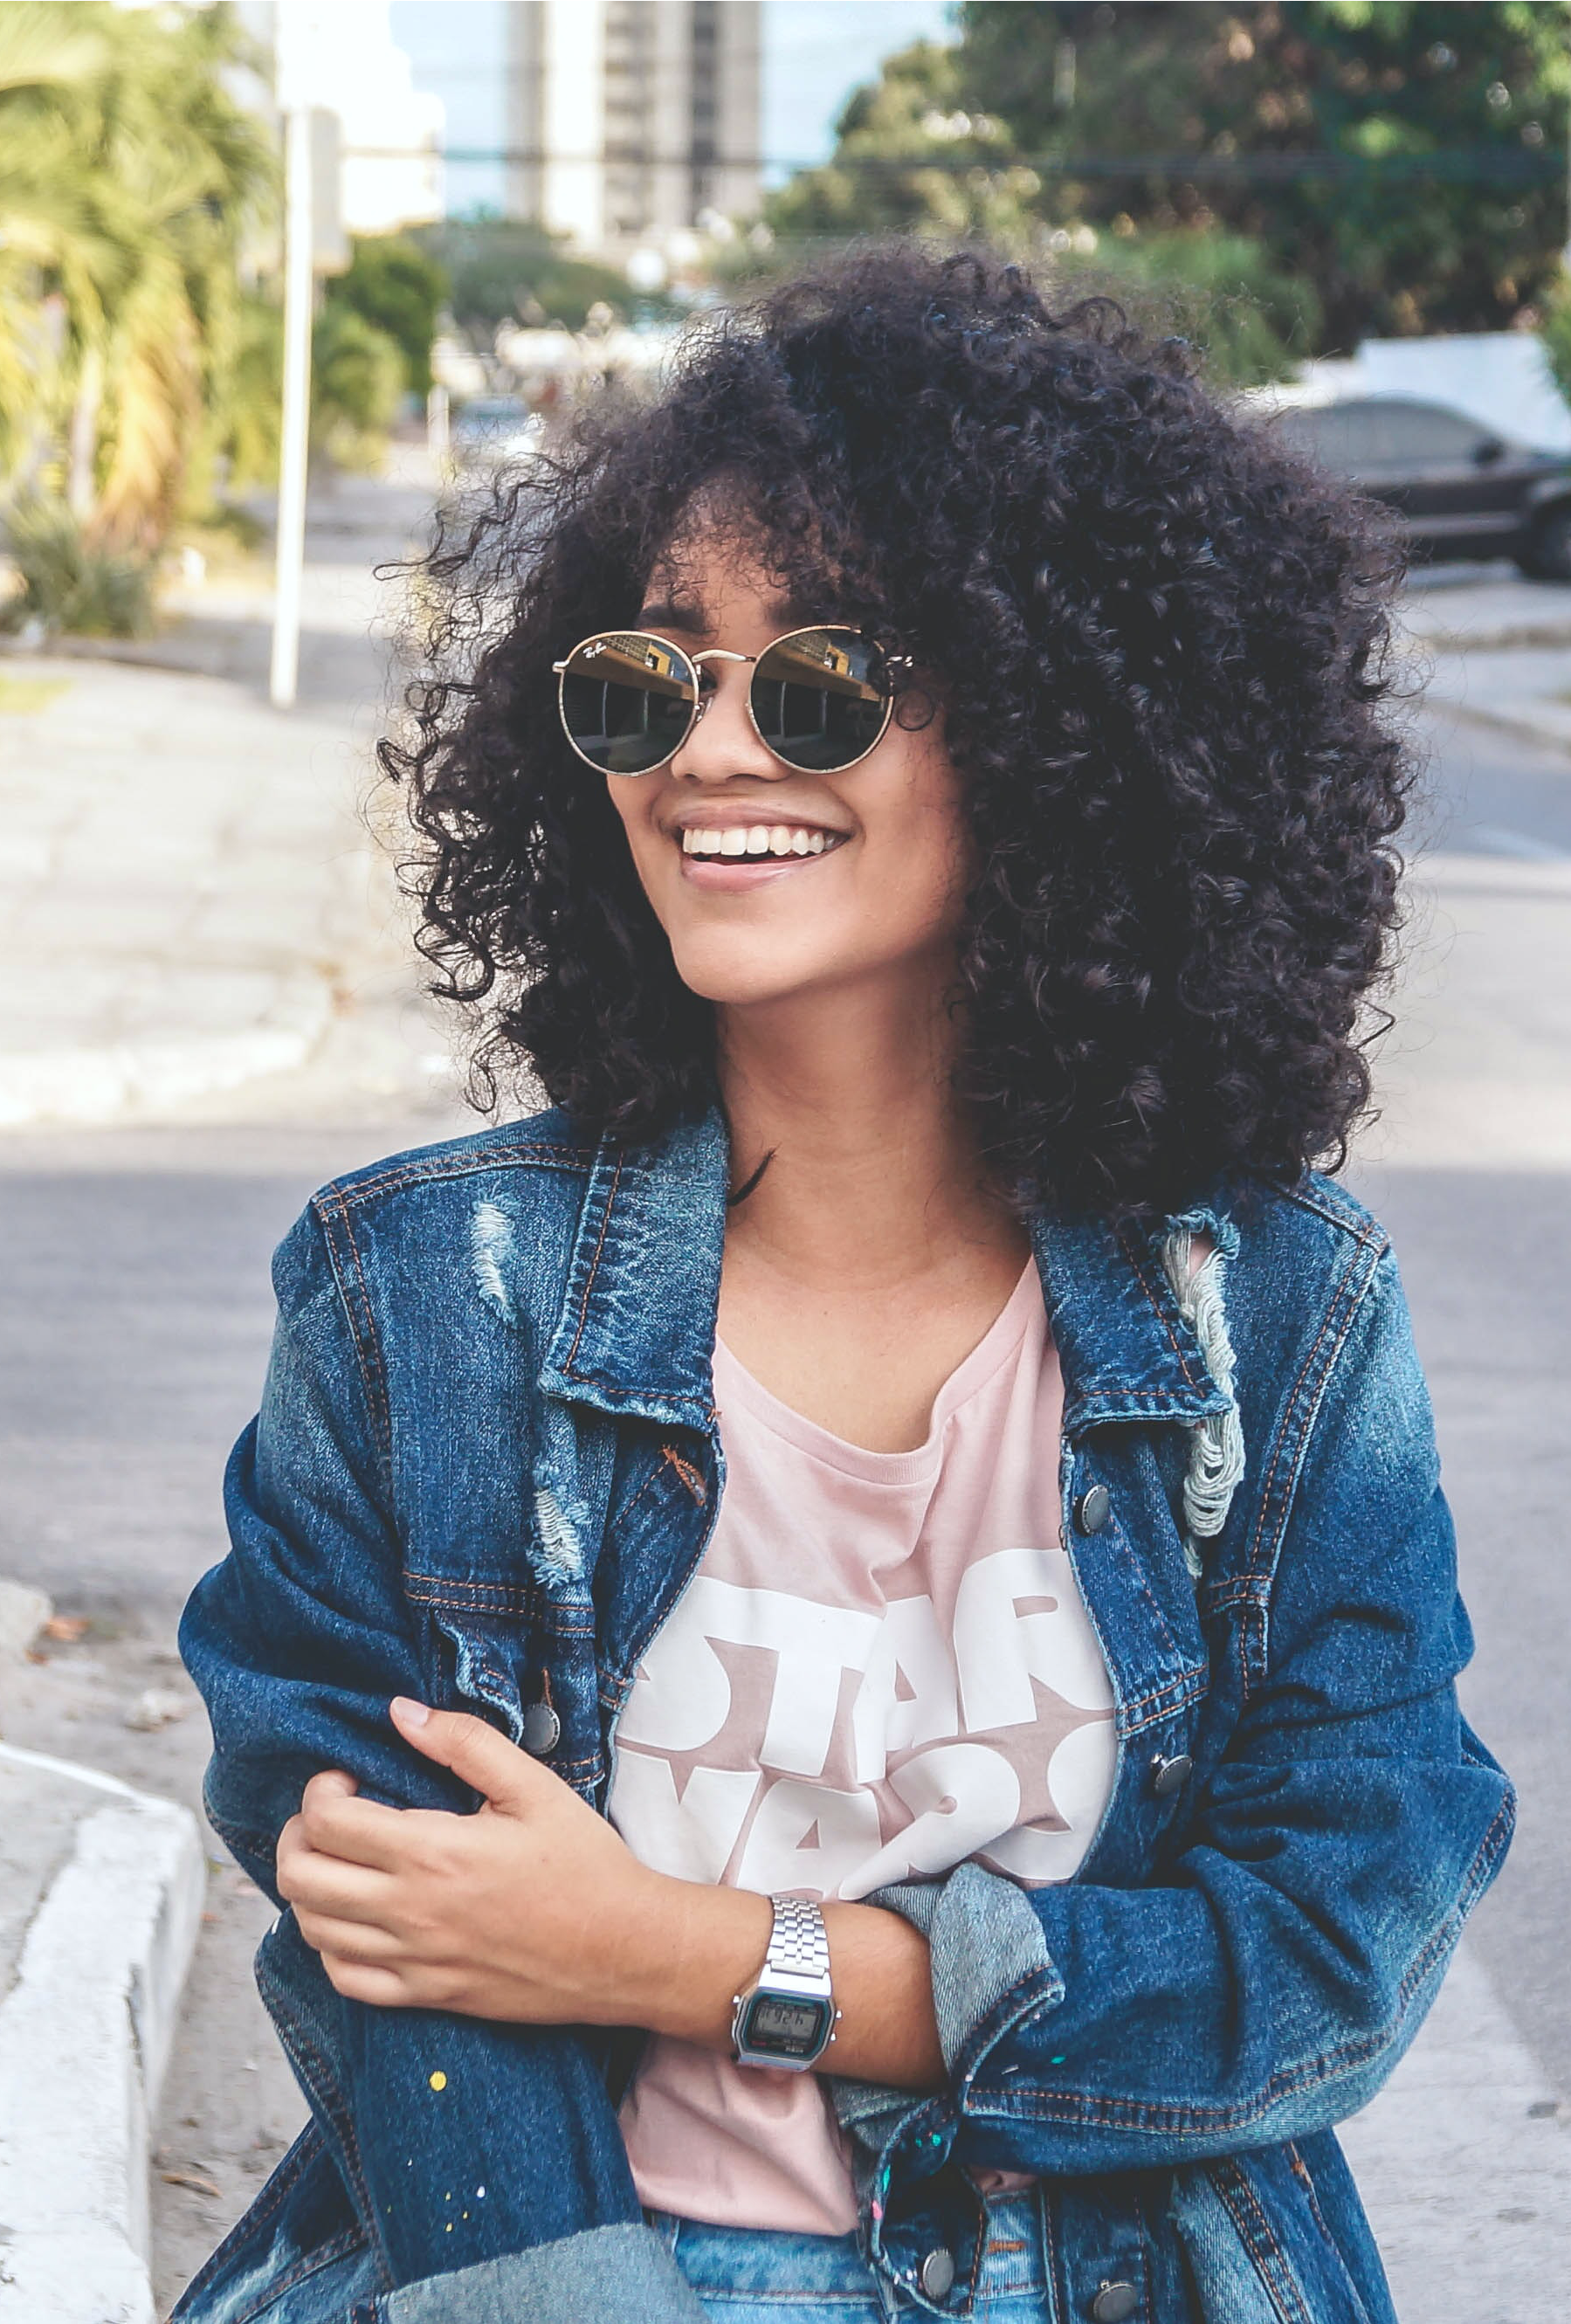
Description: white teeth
680,824,844,859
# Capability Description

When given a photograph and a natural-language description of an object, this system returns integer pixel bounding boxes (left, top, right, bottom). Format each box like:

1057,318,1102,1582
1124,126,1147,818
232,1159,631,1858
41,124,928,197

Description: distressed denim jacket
176,1104,1512,2324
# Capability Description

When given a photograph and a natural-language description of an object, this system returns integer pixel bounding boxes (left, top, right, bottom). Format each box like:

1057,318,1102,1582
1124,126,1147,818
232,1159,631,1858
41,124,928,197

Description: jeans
645,2191,1054,2323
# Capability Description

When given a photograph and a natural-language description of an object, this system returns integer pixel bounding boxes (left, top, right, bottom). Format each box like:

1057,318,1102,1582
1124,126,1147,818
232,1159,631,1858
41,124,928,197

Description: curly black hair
383,244,1410,1217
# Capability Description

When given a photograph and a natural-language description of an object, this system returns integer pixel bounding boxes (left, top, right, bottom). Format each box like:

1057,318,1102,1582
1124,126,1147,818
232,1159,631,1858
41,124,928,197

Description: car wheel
1520,502,1571,581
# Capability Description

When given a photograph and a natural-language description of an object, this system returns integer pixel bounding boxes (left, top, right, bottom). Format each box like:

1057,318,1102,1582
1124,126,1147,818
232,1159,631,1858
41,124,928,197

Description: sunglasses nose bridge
670,656,782,783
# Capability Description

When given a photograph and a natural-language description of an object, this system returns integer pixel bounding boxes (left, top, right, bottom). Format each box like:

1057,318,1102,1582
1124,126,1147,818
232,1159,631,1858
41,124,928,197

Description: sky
388,0,956,216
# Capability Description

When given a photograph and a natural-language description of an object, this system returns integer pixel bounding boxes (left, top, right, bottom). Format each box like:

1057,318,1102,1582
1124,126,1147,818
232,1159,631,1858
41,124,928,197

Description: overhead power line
347,141,1567,186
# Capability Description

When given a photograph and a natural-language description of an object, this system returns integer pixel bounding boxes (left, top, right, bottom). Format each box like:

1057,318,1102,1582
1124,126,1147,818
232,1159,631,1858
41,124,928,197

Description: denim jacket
176,1103,1512,2324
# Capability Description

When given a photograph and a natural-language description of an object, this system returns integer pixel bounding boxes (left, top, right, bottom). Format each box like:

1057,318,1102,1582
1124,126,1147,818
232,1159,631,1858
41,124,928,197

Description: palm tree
0,1,275,552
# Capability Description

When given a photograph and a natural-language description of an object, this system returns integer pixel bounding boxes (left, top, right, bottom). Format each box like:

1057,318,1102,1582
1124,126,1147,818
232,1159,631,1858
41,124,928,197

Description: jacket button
1090,2285,1140,2323
521,1700,561,1756
919,2247,956,2300
1149,1752,1192,1798
1073,1484,1112,1534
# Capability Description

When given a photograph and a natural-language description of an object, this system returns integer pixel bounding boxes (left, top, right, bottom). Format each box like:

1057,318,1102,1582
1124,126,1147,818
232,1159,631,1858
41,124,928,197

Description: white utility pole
270,94,314,710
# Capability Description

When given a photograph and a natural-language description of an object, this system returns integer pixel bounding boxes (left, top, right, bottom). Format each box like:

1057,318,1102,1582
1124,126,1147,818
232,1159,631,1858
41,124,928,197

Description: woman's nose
669,667,781,783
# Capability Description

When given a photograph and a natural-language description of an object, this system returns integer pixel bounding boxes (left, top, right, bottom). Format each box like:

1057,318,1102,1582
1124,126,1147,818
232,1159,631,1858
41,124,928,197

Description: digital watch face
738,1990,834,2062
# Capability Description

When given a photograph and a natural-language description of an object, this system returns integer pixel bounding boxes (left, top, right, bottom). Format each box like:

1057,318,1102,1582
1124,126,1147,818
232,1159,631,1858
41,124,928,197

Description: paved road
2,702,1568,2314
1413,697,1571,862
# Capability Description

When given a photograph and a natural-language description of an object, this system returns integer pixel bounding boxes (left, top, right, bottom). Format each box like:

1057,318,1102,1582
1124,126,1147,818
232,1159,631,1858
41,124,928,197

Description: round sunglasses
553,625,900,778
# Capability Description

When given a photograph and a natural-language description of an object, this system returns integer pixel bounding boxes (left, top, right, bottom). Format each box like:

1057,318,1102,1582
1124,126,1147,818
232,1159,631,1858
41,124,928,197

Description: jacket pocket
427,1612,543,1749
1169,2149,1380,2324
169,2120,373,2324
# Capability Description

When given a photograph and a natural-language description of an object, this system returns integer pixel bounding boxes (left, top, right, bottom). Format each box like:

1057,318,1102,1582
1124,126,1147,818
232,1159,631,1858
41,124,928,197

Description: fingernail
391,1696,431,1727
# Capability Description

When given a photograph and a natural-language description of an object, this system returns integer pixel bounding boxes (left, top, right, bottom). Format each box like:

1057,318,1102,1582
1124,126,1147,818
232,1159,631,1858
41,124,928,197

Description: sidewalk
0,457,456,1134
1397,562,1571,753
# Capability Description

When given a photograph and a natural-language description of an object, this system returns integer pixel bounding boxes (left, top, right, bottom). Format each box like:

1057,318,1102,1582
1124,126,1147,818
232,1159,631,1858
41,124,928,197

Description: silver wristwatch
730,1894,839,2071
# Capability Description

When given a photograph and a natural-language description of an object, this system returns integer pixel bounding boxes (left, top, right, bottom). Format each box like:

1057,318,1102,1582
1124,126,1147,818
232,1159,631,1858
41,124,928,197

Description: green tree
324,232,447,397
1066,228,1322,384
765,40,1042,245
0,1,274,549
217,294,408,486
419,215,653,339
754,35,1318,383
957,2,1571,350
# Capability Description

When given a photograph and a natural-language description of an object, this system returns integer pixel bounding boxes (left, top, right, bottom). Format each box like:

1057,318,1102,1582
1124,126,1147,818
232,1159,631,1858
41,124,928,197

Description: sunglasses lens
559,633,698,774
750,629,892,771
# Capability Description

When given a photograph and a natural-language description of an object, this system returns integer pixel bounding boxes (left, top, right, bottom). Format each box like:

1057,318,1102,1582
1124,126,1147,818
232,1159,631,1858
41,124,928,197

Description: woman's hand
278,1696,943,2087
275,1698,698,2025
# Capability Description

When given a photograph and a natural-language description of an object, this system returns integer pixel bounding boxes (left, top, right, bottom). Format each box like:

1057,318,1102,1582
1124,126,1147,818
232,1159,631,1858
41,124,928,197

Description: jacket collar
535,1107,730,1431
536,1105,1230,1436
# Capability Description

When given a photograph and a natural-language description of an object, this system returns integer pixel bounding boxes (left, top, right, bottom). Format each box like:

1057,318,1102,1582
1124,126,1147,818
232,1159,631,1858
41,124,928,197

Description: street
2,586,1569,2317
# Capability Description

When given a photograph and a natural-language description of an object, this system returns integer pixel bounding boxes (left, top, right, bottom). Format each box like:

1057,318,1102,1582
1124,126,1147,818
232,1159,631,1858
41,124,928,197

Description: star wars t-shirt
608,1259,1116,2233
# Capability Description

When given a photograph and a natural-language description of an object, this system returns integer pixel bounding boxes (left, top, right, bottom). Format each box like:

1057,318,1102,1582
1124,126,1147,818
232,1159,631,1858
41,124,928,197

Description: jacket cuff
372,2224,709,2323
830,1865,1062,2151
872,1862,1058,2073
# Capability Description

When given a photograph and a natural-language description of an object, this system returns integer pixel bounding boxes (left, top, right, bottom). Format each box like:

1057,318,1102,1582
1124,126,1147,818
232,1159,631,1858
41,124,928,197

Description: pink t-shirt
607,1259,1117,2233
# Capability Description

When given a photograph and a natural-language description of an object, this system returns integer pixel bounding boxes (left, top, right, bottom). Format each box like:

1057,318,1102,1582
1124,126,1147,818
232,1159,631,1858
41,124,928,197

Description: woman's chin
669,944,835,1011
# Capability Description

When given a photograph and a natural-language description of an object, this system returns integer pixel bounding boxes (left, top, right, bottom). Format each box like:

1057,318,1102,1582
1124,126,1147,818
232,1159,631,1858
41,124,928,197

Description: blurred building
504,0,761,255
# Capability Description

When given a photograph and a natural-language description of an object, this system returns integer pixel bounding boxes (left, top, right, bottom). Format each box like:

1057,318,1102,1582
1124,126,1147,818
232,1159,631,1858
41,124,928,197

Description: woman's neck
714,976,1022,1291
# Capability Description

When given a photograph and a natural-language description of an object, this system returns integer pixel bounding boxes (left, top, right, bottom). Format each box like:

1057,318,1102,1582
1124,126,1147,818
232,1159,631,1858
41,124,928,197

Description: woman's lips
678,848,842,890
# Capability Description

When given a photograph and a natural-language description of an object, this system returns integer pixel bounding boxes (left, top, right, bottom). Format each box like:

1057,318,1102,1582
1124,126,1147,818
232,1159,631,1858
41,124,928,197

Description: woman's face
600,530,971,1013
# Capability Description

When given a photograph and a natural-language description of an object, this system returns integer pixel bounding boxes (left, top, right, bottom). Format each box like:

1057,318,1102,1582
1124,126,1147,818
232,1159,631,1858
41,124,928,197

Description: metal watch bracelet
730,1893,839,2071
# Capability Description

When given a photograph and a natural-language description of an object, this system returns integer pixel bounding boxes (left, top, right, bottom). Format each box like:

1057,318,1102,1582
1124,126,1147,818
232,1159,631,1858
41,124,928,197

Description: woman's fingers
319,1955,417,2010
389,1699,541,1812
299,1780,417,1872
293,1907,405,1967
279,1829,399,1923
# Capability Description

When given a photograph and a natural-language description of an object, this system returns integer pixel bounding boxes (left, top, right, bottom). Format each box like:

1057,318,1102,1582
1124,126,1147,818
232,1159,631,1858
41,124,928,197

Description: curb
1437,693,1571,758
0,1745,207,2324
0,973,333,1132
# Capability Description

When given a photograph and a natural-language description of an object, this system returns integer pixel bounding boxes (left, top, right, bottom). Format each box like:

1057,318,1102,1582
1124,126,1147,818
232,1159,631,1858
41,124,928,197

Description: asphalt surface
1,703,1568,2307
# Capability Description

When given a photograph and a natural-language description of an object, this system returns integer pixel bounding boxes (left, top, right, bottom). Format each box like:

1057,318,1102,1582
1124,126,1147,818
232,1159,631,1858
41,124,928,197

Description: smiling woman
177,245,1511,2324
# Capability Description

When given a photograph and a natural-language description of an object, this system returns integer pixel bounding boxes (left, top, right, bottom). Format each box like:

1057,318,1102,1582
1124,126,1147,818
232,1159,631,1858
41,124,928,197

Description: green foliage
0,1,275,549
1538,269,1571,409
310,305,404,469
217,296,407,485
223,295,286,491
757,35,1315,384
766,41,1042,245
1064,230,1323,385
420,216,651,337
955,2,1571,350
1,496,155,636
324,233,447,397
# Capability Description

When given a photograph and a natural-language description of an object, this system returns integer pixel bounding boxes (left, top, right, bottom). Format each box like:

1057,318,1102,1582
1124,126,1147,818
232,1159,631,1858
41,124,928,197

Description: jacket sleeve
866,1243,1513,2177
179,1203,706,2322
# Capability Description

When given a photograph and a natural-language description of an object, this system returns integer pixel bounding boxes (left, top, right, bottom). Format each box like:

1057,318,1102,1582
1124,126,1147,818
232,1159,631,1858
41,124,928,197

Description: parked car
451,395,545,471
1272,395,1571,579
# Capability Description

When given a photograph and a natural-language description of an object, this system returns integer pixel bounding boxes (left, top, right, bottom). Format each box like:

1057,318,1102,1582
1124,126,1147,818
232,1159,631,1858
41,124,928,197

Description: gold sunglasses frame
551,625,901,778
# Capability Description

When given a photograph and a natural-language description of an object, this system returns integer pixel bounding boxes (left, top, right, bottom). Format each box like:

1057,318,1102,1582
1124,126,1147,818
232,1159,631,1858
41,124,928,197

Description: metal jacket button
919,2247,956,2299
1090,2283,1140,2322
1149,1752,1192,1798
1073,1484,1112,1534
521,1700,561,1756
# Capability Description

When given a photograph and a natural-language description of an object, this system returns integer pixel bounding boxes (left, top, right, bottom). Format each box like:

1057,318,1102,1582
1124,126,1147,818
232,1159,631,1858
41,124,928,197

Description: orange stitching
566,1155,623,1376
660,1444,707,1502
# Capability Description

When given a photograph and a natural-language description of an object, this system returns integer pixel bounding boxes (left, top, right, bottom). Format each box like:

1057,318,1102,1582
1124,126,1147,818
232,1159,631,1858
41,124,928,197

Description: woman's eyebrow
635,600,706,633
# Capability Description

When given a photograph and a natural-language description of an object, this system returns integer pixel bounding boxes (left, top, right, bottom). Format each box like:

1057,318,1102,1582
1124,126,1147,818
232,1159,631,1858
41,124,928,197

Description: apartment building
504,0,761,255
